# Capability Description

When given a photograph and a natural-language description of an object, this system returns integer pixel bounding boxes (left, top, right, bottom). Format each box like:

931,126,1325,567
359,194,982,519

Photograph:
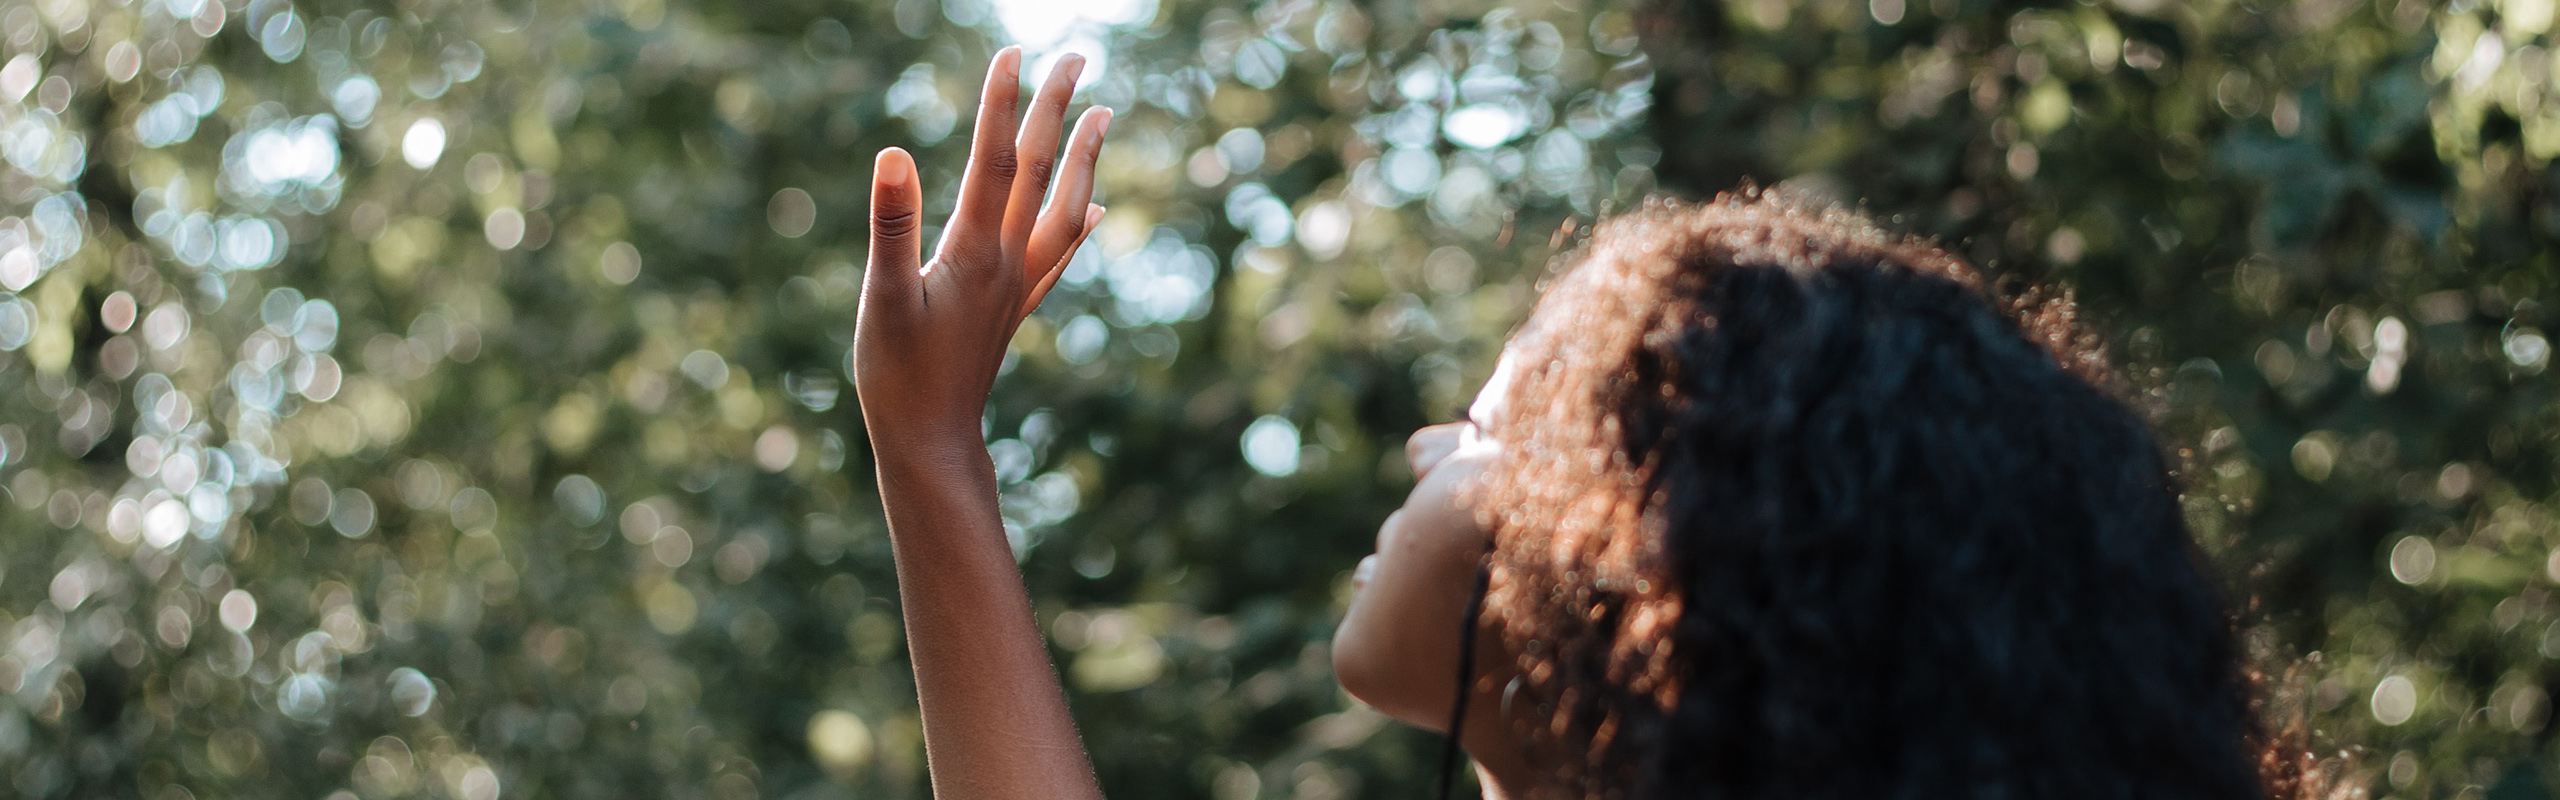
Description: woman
853,51,2338,799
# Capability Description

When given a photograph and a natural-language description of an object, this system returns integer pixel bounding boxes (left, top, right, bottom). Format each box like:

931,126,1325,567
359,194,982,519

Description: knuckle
1039,212,1080,243
983,150,1018,181
872,209,919,238
1049,206,1089,237
1022,155,1057,190
944,239,998,270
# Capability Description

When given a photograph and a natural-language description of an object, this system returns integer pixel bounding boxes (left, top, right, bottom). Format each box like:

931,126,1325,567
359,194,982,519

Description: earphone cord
1436,559,1494,800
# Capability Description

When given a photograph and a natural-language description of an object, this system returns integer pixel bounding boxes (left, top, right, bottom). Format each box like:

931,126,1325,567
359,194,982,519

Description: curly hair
1470,191,2339,799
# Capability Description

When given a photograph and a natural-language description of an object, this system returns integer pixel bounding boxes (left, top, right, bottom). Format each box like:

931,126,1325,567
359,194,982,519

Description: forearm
876,440,1104,800
851,44,1111,800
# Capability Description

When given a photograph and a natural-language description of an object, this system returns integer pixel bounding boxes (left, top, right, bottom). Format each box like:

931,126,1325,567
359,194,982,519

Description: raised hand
850,48,1116,800
856,46,1110,449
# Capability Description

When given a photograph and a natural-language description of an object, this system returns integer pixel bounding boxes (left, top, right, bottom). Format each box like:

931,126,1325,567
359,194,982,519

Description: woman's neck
1460,691,1543,800
1471,760,1536,800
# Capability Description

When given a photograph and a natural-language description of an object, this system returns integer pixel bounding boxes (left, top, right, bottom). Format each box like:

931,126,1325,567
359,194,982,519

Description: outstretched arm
852,47,1111,800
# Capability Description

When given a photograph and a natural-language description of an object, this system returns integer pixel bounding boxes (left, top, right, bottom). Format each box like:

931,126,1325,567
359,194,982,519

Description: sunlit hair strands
1464,191,2352,800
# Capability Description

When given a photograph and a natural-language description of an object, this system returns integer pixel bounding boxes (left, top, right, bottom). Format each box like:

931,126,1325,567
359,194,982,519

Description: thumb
863,148,925,306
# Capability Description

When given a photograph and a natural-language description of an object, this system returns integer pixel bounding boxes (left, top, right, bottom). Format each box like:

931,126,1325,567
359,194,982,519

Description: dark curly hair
1467,192,2344,799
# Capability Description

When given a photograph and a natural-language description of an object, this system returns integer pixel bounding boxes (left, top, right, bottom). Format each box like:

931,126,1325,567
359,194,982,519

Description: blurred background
0,0,2551,797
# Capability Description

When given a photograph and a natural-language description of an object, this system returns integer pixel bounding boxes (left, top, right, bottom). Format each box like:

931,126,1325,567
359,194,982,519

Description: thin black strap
1436,560,1495,800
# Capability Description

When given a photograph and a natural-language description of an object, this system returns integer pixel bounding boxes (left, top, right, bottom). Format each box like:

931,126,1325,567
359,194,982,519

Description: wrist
873,434,992,476
858,404,983,454
869,432,1013,559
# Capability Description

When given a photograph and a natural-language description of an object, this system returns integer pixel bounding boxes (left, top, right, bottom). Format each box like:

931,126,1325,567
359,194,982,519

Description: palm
853,48,1109,446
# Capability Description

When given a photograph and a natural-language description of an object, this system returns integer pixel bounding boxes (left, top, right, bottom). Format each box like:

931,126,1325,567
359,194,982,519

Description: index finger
945,47,1026,271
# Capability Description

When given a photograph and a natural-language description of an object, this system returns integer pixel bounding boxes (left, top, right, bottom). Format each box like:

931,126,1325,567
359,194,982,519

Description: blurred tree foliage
0,0,2553,798
0,0,1646,798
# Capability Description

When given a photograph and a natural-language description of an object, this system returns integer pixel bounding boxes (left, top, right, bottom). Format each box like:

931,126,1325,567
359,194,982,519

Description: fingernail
1094,109,1112,140
1062,53,1087,77
875,148,913,187
1000,46,1022,77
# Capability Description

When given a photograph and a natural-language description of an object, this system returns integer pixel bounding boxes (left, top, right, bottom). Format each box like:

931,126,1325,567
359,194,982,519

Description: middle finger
1003,54,1086,269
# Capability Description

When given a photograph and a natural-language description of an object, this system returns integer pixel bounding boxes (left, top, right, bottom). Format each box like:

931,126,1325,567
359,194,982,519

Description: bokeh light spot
768,187,815,237
2373,675,2418,725
402,118,446,169
219,589,258,633
1241,415,1300,477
